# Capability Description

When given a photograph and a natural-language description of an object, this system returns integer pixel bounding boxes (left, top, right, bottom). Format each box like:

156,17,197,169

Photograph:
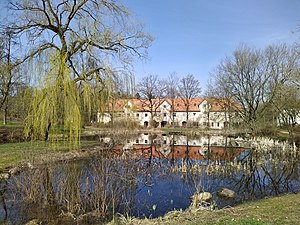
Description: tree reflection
0,135,299,223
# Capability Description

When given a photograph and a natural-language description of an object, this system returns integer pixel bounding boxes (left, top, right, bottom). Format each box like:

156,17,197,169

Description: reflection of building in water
132,133,225,147
97,98,241,129
119,134,246,161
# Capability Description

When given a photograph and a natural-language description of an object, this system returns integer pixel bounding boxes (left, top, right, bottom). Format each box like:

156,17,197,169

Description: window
163,140,167,144
163,105,166,108
211,122,214,127
136,139,139,144
194,103,196,106
193,113,196,116
136,113,139,117
173,113,176,117
163,113,167,117
217,122,220,127
145,140,148,144
145,113,148,117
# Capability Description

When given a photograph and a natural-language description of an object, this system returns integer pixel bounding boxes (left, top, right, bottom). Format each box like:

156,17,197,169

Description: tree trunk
44,122,51,141
3,108,7,125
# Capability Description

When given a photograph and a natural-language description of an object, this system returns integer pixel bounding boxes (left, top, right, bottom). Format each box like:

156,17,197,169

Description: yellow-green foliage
23,49,134,148
24,53,82,148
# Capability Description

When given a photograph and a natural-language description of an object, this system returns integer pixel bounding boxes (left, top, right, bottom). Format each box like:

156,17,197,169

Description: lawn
114,192,300,225
0,140,101,172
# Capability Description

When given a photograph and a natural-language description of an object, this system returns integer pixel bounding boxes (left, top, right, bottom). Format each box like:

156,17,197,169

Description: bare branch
14,42,59,67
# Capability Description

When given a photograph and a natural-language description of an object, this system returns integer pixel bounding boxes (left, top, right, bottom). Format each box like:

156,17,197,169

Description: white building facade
97,98,240,129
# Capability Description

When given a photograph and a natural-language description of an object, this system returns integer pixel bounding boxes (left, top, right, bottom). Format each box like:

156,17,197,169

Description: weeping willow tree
1,0,152,146
24,52,82,145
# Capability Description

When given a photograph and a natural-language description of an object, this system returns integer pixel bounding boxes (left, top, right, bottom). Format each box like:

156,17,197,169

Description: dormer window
194,103,196,106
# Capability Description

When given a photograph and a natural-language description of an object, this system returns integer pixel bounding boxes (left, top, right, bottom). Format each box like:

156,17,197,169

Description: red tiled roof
206,98,242,111
130,98,206,112
123,145,244,160
100,98,240,113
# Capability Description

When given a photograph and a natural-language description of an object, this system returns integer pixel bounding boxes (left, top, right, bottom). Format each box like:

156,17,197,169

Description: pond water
0,133,299,224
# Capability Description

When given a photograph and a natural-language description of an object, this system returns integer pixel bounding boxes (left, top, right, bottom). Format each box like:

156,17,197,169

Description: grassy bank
113,192,300,225
0,140,101,172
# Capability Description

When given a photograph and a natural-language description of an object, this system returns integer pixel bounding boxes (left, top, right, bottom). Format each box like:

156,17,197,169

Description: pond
0,133,299,224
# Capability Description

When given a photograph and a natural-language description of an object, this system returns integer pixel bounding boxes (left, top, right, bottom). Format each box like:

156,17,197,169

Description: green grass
114,193,300,225
0,120,23,128
0,140,100,172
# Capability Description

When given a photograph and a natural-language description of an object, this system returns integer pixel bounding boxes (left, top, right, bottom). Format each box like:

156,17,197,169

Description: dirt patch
0,127,25,143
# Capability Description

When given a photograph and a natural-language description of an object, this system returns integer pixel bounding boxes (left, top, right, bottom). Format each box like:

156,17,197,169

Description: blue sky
0,0,299,92
125,0,300,90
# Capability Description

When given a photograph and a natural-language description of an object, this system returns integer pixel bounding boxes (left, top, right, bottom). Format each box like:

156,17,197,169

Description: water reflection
119,134,245,161
0,134,299,224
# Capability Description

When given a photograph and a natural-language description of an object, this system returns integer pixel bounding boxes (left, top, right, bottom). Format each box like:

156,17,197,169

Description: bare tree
137,74,165,127
209,44,300,129
2,0,152,80
0,31,21,125
163,72,179,126
271,84,300,129
178,74,201,123
1,0,152,142
210,45,269,126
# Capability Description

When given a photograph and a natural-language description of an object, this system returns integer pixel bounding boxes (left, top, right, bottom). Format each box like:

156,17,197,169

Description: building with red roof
97,97,240,129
